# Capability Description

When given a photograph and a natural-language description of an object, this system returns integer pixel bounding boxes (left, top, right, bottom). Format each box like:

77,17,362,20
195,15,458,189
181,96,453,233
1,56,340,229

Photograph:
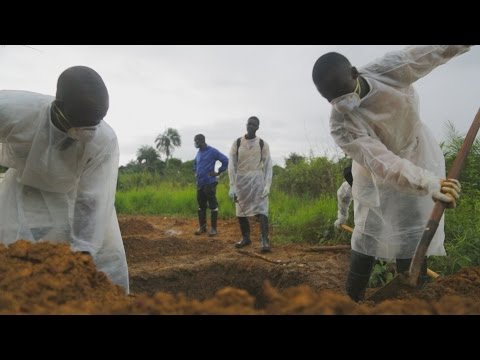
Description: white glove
334,217,346,229
228,187,236,200
261,185,270,198
430,178,461,209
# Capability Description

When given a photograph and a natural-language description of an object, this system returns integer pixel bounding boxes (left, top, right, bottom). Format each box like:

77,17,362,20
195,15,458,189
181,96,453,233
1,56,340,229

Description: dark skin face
315,66,361,103
51,99,103,133
246,118,259,139
194,136,207,150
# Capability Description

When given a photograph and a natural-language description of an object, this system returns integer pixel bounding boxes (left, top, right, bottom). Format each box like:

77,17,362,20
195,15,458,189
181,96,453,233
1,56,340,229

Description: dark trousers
346,250,429,302
197,182,218,210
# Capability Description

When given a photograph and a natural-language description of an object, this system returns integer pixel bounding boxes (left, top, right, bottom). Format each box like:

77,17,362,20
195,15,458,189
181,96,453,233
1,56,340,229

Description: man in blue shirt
193,134,229,236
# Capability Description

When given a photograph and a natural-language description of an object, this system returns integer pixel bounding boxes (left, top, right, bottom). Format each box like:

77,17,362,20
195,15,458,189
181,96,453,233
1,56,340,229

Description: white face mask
53,102,99,143
67,127,98,143
331,92,361,114
330,77,362,114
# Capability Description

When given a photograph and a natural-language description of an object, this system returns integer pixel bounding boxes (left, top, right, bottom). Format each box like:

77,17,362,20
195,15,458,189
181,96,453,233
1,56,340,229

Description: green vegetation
115,122,480,275
116,180,352,245
429,121,480,275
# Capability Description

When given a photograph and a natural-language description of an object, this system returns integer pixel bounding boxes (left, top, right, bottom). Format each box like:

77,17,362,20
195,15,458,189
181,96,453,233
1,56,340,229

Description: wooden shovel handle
408,108,480,285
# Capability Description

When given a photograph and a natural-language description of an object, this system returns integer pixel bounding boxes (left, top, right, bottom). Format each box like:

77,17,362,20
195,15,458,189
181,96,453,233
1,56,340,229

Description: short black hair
248,116,260,125
312,52,351,86
343,166,353,187
194,134,205,142
56,66,109,118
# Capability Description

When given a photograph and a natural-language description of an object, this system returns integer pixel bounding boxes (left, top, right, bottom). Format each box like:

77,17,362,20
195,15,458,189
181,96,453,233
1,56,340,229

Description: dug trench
121,216,350,308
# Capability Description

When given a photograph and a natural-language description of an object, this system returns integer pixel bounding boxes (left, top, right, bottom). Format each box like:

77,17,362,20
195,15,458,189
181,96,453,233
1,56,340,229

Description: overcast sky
1,45,479,166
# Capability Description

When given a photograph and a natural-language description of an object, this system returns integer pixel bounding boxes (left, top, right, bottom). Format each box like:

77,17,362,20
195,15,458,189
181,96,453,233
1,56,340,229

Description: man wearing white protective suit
312,45,470,302
228,116,273,253
0,66,129,293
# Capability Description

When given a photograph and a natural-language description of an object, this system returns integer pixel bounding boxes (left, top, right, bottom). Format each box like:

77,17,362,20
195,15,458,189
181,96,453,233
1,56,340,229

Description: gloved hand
431,178,461,209
228,186,236,200
261,185,270,198
334,216,347,229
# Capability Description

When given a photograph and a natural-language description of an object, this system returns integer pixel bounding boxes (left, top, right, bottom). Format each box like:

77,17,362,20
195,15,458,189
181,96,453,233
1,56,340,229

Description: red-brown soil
1,215,479,314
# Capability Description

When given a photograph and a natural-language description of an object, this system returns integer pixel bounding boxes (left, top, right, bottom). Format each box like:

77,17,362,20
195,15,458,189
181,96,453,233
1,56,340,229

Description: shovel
339,224,440,279
367,108,480,303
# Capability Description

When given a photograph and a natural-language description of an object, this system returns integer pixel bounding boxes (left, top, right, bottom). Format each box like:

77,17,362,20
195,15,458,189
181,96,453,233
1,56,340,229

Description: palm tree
155,128,181,166
137,145,160,163
136,145,162,172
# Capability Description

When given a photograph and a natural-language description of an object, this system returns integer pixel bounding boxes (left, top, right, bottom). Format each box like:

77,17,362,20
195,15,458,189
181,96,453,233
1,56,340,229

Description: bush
275,154,350,198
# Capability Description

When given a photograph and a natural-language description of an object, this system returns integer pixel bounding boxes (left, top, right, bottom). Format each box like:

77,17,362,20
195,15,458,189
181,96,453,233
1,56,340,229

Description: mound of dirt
113,287,259,315
361,267,480,315
412,267,480,301
0,240,128,314
2,238,480,315
119,218,155,236
121,276,480,315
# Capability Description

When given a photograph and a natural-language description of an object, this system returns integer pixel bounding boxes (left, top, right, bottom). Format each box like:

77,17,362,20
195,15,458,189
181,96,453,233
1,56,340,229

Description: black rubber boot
396,257,429,288
235,217,251,248
194,208,207,235
395,258,412,275
208,210,218,236
259,214,271,253
345,250,375,302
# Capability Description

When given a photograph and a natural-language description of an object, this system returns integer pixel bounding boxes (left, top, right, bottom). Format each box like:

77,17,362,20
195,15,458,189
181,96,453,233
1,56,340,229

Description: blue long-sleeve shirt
193,145,229,188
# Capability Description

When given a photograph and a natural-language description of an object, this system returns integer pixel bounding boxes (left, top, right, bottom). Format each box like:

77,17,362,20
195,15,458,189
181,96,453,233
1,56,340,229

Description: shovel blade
366,274,416,303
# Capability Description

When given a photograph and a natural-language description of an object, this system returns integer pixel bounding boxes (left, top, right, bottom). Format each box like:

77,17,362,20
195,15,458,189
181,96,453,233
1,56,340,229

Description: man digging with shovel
312,45,472,302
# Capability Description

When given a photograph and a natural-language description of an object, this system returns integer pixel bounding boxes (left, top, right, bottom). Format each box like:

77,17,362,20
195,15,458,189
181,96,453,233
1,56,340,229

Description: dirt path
120,215,351,307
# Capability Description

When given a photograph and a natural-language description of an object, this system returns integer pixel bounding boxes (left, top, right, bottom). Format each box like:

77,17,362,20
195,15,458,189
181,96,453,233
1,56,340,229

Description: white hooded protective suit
228,136,273,217
337,181,353,223
329,45,472,260
0,90,129,292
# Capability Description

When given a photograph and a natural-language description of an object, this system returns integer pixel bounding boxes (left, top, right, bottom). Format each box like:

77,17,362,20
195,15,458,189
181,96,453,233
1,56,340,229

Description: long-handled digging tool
367,108,480,303
339,224,440,279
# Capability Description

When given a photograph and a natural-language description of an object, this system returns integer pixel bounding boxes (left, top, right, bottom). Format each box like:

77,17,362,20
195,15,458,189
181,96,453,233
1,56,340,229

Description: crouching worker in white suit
0,66,129,293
